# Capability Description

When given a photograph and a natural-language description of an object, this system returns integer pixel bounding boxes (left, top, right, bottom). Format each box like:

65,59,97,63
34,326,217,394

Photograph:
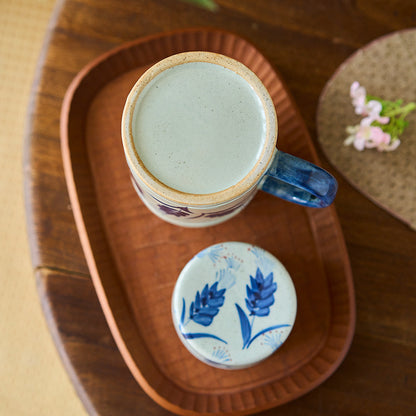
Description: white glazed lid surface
171,242,297,369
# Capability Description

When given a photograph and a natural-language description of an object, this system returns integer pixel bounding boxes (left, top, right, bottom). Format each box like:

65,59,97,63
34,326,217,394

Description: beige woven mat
317,30,416,230
0,1,86,414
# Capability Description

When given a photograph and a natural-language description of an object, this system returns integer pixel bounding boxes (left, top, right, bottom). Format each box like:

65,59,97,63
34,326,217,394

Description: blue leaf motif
208,297,225,308
263,272,273,289
252,307,269,317
195,292,201,309
210,281,225,297
260,282,277,300
189,281,226,327
201,284,209,301
192,314,216,326
181,332,227,344
235,303,251,349
256,296,275,309
245,268,277,317
236,267,291,349
180,282,228,344
180,298,186,325
250,275,259,292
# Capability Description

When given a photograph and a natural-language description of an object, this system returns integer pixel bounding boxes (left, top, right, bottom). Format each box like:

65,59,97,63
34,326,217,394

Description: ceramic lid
171,242,297,369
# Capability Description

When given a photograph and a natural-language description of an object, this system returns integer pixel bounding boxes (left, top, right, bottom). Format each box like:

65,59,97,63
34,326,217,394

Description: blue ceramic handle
259,151,338,208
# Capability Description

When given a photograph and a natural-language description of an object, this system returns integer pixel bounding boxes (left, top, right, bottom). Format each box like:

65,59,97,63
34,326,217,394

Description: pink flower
350,81,367,115
345,124,398,152
344,125,360,147
360,100,390,126
350,82,390,125
362,126,391,150
354,125,373,150
377,138,401,152
344,125,368,150
346,82,407,152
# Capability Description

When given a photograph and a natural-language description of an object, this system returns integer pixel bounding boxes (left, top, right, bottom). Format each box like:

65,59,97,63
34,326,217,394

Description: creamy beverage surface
132,61,267,194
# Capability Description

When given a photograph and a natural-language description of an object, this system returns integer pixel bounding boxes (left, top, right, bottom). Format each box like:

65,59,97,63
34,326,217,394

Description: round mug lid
171,242,297,369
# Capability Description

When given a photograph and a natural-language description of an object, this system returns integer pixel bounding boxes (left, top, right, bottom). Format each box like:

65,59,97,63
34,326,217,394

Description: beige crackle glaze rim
121,51,278,206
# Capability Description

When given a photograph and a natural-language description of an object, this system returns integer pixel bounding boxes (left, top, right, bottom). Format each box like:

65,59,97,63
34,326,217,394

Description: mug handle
259,151,338,208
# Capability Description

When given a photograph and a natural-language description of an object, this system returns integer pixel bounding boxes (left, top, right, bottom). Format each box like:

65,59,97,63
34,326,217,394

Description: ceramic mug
122,51,337,227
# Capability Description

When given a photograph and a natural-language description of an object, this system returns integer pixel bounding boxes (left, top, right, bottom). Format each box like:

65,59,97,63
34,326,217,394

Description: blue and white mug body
122,52,337,228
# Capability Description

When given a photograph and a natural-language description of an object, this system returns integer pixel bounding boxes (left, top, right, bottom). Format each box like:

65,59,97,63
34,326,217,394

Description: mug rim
121,51,277,206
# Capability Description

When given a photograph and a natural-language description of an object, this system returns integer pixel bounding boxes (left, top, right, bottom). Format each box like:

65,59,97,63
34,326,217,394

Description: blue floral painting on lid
180,282,228,344
235,268,290,349
171,242,297,369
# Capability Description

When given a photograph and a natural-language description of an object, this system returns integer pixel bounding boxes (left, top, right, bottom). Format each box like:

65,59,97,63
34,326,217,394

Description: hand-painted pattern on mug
152,195,245,219
130,174,252,221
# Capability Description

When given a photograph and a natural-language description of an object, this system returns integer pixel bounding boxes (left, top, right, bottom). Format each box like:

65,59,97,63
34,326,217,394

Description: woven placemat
317,29,416,230
0,1,86,414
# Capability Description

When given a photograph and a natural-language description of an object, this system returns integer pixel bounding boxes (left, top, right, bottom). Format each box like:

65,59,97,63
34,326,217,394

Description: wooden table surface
25,0,416,415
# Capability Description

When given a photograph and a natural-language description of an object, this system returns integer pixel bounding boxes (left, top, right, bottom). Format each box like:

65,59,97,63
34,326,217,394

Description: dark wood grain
25,0,416,415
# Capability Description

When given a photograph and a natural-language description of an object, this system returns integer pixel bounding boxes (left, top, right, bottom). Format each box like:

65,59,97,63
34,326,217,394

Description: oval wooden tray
60,28,355,416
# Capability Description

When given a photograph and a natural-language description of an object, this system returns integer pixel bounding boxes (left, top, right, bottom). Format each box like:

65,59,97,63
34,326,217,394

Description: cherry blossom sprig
345,81,415,152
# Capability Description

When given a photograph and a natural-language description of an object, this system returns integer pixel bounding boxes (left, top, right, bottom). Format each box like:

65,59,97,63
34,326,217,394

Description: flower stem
384,102,416,118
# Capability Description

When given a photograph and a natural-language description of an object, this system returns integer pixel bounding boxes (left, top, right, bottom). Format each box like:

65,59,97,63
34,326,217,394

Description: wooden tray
60,28,355,416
